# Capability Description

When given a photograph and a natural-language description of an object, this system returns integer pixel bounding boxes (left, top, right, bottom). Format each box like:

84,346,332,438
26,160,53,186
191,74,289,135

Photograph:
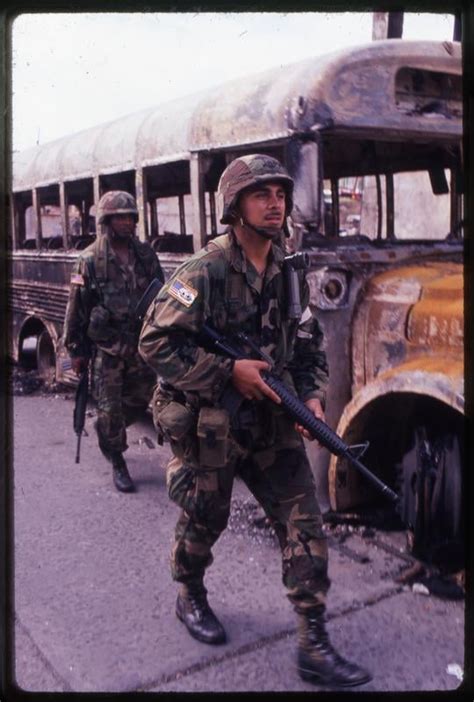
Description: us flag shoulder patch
71,273,85,286
168,278,198,307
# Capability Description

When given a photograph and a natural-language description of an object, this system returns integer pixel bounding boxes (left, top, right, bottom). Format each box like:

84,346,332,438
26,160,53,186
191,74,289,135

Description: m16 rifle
135,274,399,505
73,368,89,464
63,357,89,463
198,325,399,505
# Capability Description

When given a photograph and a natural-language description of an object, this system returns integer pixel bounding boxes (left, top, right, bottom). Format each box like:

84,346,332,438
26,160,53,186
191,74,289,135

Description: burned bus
10,39,464,562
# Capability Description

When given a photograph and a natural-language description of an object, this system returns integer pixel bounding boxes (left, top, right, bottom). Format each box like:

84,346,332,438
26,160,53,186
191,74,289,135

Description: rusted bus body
10,251,74,379
305,245,463,532
10,39,463,557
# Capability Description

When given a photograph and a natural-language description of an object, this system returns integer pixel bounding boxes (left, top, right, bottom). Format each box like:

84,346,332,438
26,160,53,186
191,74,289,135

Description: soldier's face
239,183,286,233
109,214,136,239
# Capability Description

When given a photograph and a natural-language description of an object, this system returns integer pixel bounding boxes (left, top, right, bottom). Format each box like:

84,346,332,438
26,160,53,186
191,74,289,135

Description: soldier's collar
228,229,284,273
107,239,138,267
228,229,245,273
270,241,285,265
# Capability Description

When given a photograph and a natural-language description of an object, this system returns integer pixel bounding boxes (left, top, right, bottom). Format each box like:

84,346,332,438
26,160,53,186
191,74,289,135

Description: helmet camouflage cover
96,190,139,225
217,154,294,224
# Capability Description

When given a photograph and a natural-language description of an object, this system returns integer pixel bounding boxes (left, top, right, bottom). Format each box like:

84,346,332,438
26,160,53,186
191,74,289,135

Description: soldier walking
64,191,163,492
138,155,371,687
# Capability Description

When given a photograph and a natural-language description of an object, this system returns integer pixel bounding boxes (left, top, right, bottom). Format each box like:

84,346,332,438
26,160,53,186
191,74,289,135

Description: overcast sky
11,11,455,152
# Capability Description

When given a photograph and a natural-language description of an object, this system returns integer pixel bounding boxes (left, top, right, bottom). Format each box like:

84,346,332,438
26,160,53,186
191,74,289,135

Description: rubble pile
9,365,70,397
10,367,44,395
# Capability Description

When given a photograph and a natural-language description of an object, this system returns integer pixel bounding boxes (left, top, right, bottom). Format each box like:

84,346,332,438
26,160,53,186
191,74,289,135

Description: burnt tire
398,424,463,569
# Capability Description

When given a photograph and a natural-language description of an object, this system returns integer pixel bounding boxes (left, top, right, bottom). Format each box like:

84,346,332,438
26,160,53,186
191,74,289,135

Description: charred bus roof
13,39,461,192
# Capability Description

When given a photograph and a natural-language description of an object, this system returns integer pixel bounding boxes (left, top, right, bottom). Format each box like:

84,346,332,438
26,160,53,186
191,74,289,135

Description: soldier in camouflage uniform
64,191,163,492
139,156,371,687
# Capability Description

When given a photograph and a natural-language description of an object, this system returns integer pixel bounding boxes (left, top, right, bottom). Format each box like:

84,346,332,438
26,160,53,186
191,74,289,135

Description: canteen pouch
197,407,230,469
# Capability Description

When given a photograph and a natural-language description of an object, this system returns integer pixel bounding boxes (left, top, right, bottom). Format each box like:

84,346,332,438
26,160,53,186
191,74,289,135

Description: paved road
9,393,466,694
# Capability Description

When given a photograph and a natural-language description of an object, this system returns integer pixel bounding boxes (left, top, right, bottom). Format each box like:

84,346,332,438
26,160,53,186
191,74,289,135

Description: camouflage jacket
64,231,163,358
139,230,328,406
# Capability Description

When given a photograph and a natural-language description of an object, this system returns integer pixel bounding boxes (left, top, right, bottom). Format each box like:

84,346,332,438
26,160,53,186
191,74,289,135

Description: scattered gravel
227,498,279,547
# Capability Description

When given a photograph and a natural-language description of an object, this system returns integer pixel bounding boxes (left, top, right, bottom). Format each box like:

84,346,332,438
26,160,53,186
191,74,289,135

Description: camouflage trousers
92,348,156,455
166,403,330,613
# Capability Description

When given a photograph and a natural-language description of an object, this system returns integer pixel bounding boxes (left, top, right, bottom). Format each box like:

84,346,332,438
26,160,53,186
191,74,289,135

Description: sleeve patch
168,278,198,307
71,273,85,286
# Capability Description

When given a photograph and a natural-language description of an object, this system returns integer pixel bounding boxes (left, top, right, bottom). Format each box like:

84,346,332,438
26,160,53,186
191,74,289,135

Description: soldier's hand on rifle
71,356,88,376
296,399,325,445
232,359,281,404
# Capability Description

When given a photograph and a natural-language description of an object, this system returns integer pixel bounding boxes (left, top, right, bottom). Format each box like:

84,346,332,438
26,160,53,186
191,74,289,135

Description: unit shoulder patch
168,278,199,307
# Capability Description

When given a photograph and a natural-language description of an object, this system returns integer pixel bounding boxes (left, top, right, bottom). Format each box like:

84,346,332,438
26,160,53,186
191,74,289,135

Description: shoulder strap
94,235,108,283
83,257,104,304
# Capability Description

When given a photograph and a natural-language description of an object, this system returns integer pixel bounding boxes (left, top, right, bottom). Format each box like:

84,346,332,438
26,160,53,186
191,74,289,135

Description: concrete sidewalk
10,394,465,693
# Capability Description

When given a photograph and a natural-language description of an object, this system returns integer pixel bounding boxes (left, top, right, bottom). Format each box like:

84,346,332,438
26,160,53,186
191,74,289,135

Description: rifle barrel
263,373,399,504
73,369,88,465
347,454,399,504
75,433,82,464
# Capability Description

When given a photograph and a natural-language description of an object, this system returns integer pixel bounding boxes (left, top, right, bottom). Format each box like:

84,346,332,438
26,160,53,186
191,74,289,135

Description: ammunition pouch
154,399,198,468
197,407,230,469
155,400,195,441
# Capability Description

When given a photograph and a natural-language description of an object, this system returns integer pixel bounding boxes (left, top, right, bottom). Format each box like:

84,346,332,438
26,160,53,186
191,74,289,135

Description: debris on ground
415,574,465,600
9,365,71,398
323,509,465,600
396,561,465,600
412,582,430,596
10,367,44,395
323,507,402,532
227,498,278,547
139,436,155,449
446,663,463,682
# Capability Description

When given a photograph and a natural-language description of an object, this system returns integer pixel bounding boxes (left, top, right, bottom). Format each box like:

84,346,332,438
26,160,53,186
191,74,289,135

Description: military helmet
96,190,139,225
217,154,294,224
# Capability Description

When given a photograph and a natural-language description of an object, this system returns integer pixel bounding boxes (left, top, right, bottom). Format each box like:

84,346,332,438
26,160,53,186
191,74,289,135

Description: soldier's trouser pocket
155,400,198,467
197,407,230,471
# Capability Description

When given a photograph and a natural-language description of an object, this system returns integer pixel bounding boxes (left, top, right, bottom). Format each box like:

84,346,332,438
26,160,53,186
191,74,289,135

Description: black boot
176,580,226,645
111,453,135,493
297,608,372,687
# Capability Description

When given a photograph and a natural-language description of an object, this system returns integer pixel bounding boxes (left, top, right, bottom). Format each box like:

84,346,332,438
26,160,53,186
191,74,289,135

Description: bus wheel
36,329,56,383
397,424,463,569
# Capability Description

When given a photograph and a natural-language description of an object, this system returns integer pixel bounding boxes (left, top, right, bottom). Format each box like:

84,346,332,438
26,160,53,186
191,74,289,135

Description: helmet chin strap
108,223,134,241
239,216,282,241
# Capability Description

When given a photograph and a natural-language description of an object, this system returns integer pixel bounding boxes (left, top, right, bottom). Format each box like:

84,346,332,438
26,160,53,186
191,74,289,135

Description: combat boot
111,452,135,493
297,607,372,687
176,580,227,645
